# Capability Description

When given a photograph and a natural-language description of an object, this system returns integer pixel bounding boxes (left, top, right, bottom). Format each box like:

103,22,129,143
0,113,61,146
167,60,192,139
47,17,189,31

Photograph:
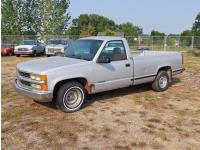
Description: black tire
9,52,12,56
16,54,20,57
32,50,37,57
152,71,169,92
56,81,86,112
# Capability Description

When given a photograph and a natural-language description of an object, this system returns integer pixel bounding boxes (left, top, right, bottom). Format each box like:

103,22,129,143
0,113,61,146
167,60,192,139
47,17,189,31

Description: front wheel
152,71,169,92
32,50,37,57
9,52,13,56
56,81,86,112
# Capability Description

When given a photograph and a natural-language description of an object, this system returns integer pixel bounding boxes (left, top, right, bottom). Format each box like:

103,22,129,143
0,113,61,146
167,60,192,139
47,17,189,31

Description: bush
192,49,200,56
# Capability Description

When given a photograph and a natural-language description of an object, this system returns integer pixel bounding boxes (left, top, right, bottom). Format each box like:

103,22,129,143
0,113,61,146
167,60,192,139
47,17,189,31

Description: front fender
48,75,90,92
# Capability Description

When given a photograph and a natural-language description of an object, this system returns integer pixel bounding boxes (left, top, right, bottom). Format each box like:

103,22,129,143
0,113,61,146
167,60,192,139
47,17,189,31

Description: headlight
30,74,48,90
30,74,47,82
30,83,48,91
30,74,41,81
31,83,41,89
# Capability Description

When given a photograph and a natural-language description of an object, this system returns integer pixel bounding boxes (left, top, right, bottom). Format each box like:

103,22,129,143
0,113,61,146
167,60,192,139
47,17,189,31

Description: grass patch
184,52,200,72
175,119,184,126
146,123,156,128
148,118,161,123
2,110,24,122
157,131,168,141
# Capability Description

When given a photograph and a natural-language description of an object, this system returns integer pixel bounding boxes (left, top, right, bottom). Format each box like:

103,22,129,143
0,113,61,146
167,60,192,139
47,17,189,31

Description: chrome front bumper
14,51,33,55
13,79,53,102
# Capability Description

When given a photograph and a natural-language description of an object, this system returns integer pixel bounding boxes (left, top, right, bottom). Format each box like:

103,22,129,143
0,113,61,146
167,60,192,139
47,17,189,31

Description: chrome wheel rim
63,87,84,109
159,76,168,89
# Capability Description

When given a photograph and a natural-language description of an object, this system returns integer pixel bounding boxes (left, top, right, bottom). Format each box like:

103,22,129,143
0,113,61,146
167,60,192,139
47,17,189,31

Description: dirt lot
1,53,200,150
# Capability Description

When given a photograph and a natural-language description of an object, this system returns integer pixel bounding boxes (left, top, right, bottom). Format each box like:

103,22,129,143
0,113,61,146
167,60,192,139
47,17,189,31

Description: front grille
48,48,61,53
18,71,30,78
18,48,28,51
20,80,31,87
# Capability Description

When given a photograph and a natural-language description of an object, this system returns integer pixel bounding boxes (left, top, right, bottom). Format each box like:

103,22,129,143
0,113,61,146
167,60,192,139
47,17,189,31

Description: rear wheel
32,50,37,57
152,71,169,92
16,54,20,57
56,81,86,112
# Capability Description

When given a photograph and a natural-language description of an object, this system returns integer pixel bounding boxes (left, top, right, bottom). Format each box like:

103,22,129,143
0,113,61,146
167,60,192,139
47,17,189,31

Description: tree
181,30,194,36
151,30,165,36
69,14,117,35
1,0,22,34
179,30,194,47
20,0,42,35
105,29,115,36
41,0,71,35
2,0,71,35
80,25,96,36
119,22,142,36
192,12,200,36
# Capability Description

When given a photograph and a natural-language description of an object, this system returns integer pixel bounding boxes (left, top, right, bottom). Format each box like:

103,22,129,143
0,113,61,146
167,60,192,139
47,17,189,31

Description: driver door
93,40,133,93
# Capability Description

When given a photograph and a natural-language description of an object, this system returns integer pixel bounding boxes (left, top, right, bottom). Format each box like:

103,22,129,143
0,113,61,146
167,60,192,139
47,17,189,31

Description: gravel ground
1,53,200,150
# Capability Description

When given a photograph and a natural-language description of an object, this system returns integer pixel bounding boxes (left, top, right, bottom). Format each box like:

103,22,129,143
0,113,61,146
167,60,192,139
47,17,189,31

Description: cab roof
80,36,125,41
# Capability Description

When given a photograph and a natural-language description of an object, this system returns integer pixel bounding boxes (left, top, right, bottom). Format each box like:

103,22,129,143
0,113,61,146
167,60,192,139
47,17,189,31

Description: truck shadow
37,77,181,110
83,77,181,109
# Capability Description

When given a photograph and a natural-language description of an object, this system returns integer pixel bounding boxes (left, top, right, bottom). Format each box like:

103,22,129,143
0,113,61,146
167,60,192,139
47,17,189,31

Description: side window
99,40,127,61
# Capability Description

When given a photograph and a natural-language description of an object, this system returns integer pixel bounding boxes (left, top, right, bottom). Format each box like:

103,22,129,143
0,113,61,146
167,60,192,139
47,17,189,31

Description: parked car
14,36,184,112
137,47,151,51
45,39,72,56
1,44,15,56
14,40,45,57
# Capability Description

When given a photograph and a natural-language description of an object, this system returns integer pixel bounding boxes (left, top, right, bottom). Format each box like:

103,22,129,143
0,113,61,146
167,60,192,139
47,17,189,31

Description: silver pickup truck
45,39,71,56
14,36,184,112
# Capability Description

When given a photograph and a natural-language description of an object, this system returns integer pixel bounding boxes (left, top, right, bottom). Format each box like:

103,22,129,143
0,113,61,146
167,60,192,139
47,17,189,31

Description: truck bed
131,50,183,85
131,50,179,57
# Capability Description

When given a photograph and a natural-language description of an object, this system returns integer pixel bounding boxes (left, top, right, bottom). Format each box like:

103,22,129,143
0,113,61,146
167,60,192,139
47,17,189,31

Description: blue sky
69,0,200,34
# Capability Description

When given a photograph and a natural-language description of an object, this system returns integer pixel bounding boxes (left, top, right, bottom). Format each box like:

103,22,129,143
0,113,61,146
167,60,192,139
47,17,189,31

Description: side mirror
98,55,111,63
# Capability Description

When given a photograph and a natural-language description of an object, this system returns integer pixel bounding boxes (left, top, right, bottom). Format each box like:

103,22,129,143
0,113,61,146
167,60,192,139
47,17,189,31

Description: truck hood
17,56,87,74
15,45,35,49
46,44,65,48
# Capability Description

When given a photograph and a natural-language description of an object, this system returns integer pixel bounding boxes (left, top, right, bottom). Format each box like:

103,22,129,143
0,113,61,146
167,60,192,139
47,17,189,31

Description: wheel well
158,66,171,72
53,78,88,100
157,66,172,82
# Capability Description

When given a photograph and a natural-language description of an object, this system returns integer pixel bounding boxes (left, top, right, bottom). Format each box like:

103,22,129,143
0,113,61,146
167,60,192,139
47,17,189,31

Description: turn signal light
40,75,47,82
41,84,48,91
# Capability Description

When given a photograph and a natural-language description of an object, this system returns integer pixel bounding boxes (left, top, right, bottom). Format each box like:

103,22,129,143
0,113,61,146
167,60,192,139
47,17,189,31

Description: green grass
2,110,24,122
184,52,200,72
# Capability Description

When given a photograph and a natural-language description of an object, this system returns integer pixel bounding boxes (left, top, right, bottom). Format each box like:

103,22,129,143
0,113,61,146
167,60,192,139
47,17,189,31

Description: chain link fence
1,35,200,51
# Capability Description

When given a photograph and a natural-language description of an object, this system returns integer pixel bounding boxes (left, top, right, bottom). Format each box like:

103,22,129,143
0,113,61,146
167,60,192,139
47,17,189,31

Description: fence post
138,35,141,48
191,36,194,50
164,36,167,51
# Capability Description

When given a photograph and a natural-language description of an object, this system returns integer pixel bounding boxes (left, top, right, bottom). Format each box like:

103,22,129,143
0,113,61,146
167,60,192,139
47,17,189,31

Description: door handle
125,63,130,67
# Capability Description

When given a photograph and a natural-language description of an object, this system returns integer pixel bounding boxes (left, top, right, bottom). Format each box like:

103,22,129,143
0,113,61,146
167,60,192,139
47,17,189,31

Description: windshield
1,44,13,48
64,40,103,61
48,40,67,45
21,40,37,45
